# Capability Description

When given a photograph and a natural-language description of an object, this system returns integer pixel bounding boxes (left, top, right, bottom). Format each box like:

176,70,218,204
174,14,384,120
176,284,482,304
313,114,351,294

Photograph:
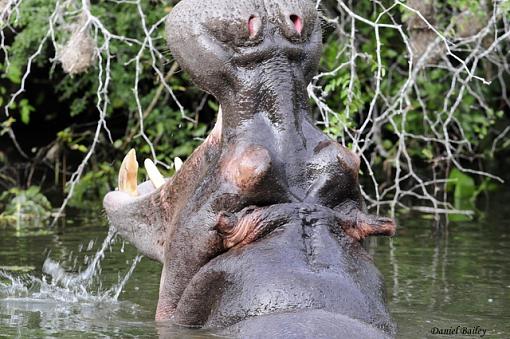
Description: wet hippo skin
103,0,396,337
176,204,395,338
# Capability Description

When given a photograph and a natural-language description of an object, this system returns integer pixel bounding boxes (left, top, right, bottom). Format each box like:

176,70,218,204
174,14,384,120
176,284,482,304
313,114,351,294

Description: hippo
103,0,397,337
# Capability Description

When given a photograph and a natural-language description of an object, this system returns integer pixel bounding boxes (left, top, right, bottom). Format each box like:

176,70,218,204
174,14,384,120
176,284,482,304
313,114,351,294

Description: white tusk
118,149,139,196
174,157,183,172
144,159,166,189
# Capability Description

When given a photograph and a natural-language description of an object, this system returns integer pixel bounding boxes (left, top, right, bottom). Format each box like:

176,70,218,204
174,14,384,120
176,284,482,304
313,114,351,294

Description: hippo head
104,0,328,265
165,0,322,135
103,0,396,332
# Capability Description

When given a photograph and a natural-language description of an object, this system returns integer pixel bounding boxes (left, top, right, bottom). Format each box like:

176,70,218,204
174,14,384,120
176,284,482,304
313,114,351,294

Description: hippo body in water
103,0,396,337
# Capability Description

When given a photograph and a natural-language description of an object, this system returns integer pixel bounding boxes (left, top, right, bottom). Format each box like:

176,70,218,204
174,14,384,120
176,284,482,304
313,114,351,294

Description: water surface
0,200,509,338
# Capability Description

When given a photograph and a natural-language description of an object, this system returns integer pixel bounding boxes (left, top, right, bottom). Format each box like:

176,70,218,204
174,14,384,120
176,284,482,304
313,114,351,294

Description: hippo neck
218,57,312,144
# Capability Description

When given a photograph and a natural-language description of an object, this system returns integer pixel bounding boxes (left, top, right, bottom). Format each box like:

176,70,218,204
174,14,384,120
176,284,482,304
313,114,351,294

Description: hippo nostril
248,15,261,38
290,14,303,34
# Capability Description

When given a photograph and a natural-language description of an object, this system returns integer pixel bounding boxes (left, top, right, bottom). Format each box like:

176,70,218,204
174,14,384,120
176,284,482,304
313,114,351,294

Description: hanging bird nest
0,0,10,22
58,16,96,75
405,0,442,66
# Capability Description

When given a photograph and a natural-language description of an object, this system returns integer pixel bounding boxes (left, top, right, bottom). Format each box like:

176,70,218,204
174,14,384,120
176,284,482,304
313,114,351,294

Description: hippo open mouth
103,149,170,262
104,144,396,261
103,0,396,336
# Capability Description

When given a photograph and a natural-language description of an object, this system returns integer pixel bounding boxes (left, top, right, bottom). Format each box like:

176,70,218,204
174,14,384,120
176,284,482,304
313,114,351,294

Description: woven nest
410,30,437,61
59,27,96,75
0,0,9,20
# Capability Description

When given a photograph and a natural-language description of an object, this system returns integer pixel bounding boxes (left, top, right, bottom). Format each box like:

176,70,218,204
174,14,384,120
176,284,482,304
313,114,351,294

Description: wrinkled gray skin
103,0,396,338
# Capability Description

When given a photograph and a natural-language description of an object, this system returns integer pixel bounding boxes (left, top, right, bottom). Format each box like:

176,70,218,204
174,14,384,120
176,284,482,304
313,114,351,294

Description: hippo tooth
118,149,139,196
174,157,183,172
144,158,166,189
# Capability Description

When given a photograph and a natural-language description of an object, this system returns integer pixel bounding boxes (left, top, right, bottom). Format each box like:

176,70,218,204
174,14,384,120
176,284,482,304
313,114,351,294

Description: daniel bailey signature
430,326,488,337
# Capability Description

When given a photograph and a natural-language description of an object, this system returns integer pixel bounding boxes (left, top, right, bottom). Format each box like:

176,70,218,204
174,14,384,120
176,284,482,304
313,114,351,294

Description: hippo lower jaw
103,187,166,262
103,151,171,263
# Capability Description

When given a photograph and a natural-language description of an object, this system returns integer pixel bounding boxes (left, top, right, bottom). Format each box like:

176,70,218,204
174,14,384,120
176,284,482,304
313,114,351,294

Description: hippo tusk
174,157,183,172
144,158,166,189
118,149,139,196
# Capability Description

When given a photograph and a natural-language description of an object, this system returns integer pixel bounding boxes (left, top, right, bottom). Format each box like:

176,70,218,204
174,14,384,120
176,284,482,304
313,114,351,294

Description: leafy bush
0,0,508,218
0,186,53,227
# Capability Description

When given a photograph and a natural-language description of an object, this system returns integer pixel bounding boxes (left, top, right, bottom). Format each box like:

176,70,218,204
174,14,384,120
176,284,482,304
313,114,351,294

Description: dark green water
0,200,509,338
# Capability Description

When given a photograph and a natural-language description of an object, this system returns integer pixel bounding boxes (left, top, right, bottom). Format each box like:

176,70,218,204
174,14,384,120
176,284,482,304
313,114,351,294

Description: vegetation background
0,0,508,228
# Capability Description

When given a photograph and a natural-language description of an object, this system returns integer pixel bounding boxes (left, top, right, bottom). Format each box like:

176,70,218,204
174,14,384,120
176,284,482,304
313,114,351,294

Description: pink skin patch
290,14,303,34
248,16,259,38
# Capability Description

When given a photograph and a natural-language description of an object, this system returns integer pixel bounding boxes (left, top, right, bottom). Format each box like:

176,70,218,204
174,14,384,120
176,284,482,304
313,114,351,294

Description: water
0,200,509,338
368,214,510,338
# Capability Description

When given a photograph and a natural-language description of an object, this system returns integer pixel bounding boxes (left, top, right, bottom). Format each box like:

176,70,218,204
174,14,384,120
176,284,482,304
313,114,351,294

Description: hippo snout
165,0,322,98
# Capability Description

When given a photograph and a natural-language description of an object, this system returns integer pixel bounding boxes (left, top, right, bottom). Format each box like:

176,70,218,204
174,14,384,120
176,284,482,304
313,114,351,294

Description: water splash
112,255,142,300
0,226,143,304
0,271,29,298
42,227,116,289
0,221,158,337
0,256,148,338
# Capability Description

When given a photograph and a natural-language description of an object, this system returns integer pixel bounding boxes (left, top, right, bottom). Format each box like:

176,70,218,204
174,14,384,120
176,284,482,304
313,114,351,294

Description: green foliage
315,0,509,211
447,169,476,208
67,163,116,209
446,0,485,16
5,0,57,74
57,128,89,153
2,0,208,197
17,99,35,125
0,118,15,137
320,38,367,137
0,0,508,217
446,169,497,221
0,187,53,228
